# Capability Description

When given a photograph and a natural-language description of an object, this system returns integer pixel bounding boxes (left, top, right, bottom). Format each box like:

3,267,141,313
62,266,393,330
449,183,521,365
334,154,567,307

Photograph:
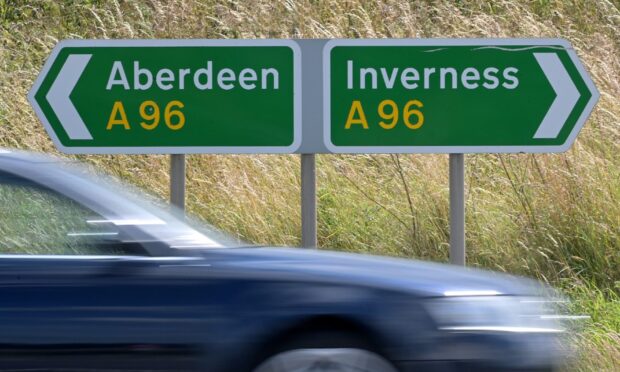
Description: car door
0,170,207,371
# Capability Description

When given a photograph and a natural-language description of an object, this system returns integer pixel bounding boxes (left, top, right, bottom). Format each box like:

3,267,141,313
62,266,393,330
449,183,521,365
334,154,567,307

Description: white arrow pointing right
533,53,580,139
46,54,93,140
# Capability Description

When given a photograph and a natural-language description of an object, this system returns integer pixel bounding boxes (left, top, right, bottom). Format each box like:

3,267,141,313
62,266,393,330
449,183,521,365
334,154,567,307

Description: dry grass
1,0,619,370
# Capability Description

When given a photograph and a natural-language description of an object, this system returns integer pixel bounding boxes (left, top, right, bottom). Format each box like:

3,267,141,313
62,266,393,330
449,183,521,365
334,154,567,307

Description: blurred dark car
0,149,566,372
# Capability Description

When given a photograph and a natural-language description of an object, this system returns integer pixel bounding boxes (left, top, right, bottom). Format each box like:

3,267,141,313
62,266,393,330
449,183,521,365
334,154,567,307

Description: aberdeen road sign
324,39,599,153
29,40,301,154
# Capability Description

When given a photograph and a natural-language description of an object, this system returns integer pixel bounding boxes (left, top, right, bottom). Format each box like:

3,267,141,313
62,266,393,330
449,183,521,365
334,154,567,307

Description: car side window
0,170,131,255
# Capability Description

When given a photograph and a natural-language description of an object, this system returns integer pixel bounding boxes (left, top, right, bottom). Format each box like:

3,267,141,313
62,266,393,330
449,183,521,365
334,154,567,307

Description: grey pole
170,154,186,213
301,153,317,248
449,153,465,265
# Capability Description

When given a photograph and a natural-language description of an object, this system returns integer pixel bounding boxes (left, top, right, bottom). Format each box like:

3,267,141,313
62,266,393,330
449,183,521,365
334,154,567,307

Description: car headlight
424,295,564,333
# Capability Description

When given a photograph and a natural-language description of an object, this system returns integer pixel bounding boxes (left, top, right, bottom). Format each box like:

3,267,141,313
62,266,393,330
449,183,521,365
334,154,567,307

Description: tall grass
1,1,618,370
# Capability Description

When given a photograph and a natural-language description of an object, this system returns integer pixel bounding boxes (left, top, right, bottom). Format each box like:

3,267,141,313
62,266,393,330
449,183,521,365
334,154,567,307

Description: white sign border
322,38,600,154
28,39,302,155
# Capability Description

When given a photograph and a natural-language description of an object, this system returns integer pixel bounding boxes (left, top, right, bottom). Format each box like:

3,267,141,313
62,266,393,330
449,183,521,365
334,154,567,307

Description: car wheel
253,347,398,372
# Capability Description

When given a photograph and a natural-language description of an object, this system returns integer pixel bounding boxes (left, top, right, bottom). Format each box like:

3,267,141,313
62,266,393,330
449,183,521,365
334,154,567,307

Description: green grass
1,0,619,370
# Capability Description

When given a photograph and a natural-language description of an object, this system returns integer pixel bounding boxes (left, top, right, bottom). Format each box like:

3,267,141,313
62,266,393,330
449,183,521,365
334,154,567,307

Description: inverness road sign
324,39,599,153
29,40,301,154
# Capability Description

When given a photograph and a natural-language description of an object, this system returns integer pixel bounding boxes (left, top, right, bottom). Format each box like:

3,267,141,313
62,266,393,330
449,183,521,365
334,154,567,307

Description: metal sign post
449,154,465,265
301,154,317,248
170,154,186,213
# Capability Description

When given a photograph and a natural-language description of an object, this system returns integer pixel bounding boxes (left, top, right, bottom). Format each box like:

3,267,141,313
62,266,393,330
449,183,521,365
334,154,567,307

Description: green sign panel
324,39,599,153
29,40,301,154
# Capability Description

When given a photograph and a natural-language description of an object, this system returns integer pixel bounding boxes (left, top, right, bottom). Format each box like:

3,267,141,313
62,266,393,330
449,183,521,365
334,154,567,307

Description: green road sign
30,39,598,155
29,40,301,154
324,39,599,153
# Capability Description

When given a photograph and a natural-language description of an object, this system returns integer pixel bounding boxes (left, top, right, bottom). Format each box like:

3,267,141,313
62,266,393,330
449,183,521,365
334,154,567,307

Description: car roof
0,147,79,164
0,147,229,254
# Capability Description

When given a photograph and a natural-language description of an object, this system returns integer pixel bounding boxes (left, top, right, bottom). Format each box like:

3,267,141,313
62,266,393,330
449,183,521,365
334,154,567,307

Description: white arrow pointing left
45,54,93,140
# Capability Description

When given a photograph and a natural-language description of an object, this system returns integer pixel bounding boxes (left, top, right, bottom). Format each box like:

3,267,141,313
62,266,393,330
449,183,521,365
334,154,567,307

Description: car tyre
253,347,398,372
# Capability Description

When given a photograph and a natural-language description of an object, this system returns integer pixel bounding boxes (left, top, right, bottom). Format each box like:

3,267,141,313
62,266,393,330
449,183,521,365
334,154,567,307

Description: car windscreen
39,160,249,250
